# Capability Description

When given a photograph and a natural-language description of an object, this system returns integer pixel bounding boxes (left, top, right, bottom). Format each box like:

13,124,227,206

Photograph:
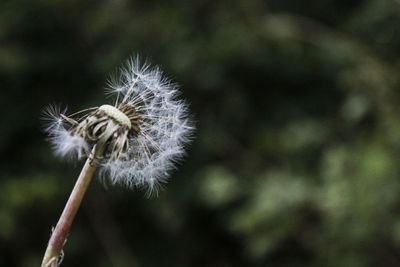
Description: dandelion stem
41,144,104,267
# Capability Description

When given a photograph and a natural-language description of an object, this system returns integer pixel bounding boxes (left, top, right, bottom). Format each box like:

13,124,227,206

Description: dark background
2,0,400,266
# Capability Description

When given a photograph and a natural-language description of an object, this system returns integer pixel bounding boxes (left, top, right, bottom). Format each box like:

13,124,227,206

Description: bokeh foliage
2,0,400,266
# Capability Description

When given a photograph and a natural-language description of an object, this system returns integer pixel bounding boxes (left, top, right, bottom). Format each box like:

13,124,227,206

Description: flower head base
44,57,193,194
99,105,132,129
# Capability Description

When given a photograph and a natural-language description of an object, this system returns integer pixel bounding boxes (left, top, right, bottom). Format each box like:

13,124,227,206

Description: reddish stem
41,146,102,267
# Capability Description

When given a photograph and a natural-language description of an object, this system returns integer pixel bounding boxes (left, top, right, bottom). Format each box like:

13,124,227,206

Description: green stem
41,145,103,267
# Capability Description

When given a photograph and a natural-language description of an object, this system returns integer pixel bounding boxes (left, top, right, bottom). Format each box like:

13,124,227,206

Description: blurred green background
2,0,400,266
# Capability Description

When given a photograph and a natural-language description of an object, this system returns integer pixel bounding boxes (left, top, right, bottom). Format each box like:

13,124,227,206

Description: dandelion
41,57,193,267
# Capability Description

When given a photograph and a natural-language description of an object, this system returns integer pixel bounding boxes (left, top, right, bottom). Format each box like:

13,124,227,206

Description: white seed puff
43,57,194,194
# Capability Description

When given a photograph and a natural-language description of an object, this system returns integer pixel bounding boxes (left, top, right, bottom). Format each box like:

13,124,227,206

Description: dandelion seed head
43,56,194,195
